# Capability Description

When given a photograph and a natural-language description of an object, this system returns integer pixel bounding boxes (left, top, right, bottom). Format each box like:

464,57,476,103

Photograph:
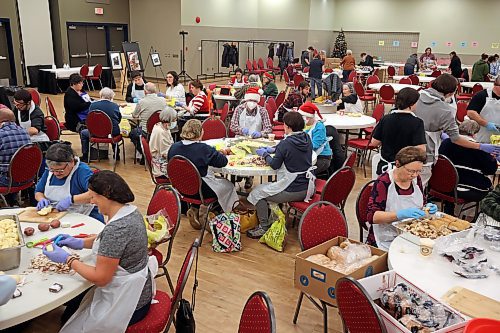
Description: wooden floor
9,80,373,333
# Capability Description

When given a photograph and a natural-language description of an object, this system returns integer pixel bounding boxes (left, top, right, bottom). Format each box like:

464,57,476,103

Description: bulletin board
335,31,420,62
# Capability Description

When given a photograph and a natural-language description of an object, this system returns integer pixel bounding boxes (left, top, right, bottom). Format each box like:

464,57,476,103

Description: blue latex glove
132,97,139,103
265,147,276,154
157,92,166,98
486,122,500,132
441,132,449,141
52,234,84,250
241,128,250,136
174,101,184,107
251,131,262,139
256,148,267,157
36,198,50,211
55,196,72,212
43,243,69,264
396,207,426,220
425,203,438,214
480,143,500,155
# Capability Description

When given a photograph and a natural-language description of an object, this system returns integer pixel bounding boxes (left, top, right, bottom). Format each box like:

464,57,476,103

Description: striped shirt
188,91,209,115
230,104,272,135
0,122,31,174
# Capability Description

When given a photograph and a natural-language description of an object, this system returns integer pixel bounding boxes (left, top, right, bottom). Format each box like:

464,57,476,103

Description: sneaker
187,207,201,230
246,225,267,239
244,177,253,190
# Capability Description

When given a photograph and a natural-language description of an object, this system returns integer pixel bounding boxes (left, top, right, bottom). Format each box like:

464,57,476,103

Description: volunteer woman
370,88,426,175
43,171,156,332
182,80,210,115
150,107,177,180
247,112,315,238
165,71,186,106
12,89,49,142
299,102,332,175
335,83,363,114
167,119,239,229
34,143,104,222
125,71,147,103
366,147,438,250
229,68,248,87
466,76,500,143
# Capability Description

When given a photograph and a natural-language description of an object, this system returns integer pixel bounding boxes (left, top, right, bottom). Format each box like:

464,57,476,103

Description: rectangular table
38,66,115,94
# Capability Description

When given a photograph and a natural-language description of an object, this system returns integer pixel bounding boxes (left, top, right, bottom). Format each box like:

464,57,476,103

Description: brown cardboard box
294,237,388,306
325,57,341,69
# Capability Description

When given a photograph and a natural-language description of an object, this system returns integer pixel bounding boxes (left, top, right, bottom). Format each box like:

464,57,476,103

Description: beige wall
0,0,23,84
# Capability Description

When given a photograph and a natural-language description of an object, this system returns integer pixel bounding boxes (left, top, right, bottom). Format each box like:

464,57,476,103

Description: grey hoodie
414,88,460,163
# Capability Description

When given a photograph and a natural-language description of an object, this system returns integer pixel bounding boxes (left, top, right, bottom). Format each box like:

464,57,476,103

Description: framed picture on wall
127,51,141,71
151,53,161,67
109,51,122,70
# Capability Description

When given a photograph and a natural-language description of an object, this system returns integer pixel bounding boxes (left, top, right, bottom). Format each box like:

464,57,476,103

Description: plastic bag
144,209,173,247
119,118,131,137
259,204,287,252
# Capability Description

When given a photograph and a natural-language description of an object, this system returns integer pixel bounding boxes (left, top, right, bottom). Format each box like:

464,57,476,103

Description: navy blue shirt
89,100,122,136
167,141,228,177
309,59,324,80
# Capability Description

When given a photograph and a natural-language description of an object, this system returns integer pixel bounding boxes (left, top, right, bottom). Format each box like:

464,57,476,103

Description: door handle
92,53,105,57
71,54,87,58
0,56,7,60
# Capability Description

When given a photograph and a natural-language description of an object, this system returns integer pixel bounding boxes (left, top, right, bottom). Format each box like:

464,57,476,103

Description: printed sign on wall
431,41,437,47
459,41,467,47
411,41,418,48
492,43,500,49
471,41,479,47
392,41,400,47
378,40,385,46
446,41,453,47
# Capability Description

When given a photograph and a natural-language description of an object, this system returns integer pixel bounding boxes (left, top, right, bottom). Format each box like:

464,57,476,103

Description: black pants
129,128,148,156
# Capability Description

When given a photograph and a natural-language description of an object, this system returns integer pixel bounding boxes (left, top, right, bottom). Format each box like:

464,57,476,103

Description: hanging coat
268,43,275,59
229,45,238,66
221,43,231,68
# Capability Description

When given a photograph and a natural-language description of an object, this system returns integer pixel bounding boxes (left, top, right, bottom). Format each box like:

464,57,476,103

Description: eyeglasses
13,100,28,106
402,165,422,175
49,163,69,174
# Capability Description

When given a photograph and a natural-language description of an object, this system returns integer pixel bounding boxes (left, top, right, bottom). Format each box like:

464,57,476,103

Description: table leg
344,129,350,157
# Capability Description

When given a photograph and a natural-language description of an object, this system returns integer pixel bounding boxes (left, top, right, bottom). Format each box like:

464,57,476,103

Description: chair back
472,83,484,95
8,144,43,186
238,291,276,333
354,81,367,97
265,97,277,120
283,70,291,84
266,57,274,69
44,116,60,141
356,180,376,239
257,58,265,70
45,97,58,120
431,70,442,77
252,60,259,71
208,83,217,91
171,240,199,321
140,136,156,183
408,74,419,85
275,91,286,108
220,102,230,122
348,71,356,82
456,102,468,122
303,66,310,73
246,60,253,72
343,152,356,168
167,155,204,198
366,75,379,85
148,186,181,237
387,66,396,76
398,77,412,85
321,166,356,210
429,154,459,197
146,111,162,135
372,103,385,122
293,73,304,88
336,277,388,333
379,84,395,100
86,110,112,138
258,95,265,107
372,68,380,76
27,88,41,106
201,117,227,140
80,64,89,77
92,64,103,77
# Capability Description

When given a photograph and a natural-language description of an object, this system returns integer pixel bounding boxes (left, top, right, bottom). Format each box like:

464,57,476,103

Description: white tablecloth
0,209,105,329
119,103,137,120
368,83,421,93
301,72,341,80
39,66,110,79
393,75,436,83
322,113,376,130
461,82,493,89
213,94,237,101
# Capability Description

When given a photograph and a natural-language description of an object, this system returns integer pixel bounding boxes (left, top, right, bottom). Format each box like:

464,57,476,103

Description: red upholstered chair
335,276,388,333
147,186,181,293
399,77,412,85
379,84,395,105
356,180,375,242
456,101,468,123
140,136,170,191
246,60,257,75
79,64,90,89
44,116,60,141
293,201,348,332
265,57,281,76
253,60,266,74
365,75,380,94
259,95,266,107
354,81,376,112
201,117,227,140
86,110,125,171
27,88,41,106
275,91,286,109
126,240,198,333
348,71,356,82
283,70,294,89
343,151,357,169
409,74,419,85
472,83,484,95
303,66,310,73
257,58,266,70
363,103,385,135
238,291,277,333
387,66,396,82
265,97,277,123
431,70,442,77
347,133,379,178
219,103,230,122
46,96,68,132
88,64,103,90
456,83,472,102
146,111,162,137
0,144,42,206
293,73,305,88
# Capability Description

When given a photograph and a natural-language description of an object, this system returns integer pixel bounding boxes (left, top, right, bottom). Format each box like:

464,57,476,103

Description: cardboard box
325,57,341,69
358,270,468,333
294,237,388,306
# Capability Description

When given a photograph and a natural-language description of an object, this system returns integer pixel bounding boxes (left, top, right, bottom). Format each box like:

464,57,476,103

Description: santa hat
298,102,322,119
244,86,262,102
263,72,274,80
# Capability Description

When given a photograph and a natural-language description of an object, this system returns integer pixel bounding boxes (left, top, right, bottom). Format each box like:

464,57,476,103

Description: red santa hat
244,86,262,102
298,102,322,119
263,72,274,80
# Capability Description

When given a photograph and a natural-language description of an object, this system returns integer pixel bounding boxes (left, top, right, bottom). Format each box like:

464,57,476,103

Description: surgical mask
246,101,257,110
169,121,177,130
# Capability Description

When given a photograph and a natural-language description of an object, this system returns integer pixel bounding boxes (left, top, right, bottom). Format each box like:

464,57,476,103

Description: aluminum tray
0,214,25,271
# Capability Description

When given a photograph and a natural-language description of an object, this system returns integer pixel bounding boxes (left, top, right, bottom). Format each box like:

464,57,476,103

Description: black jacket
64,87,91,132
125,80,147,103
221,44,231,68
449,56,462,79
359,55,374,67
13,104,47,133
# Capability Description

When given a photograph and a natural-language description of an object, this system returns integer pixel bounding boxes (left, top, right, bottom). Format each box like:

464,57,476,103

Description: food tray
0,214,25,271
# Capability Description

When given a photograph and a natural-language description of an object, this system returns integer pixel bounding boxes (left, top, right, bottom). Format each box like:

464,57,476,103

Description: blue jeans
310,77,322,99
342,70,352,83
404,64,415,75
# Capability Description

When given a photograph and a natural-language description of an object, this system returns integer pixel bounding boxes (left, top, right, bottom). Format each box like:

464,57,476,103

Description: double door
0,19,15,84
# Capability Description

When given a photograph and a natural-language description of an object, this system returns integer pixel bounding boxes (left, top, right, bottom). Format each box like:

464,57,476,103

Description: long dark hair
166,71,179,88
88,170,134,204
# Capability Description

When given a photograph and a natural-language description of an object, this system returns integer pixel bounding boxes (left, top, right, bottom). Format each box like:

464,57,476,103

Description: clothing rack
198,39,251,81
248,39,295,62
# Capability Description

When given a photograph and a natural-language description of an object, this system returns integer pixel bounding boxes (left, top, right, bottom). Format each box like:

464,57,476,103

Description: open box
358,270,468,333
294,236,388,306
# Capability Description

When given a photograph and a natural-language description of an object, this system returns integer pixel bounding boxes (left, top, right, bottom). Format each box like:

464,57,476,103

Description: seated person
335,83,363,114
234,74,261,100
247,112,315,238
165,71,186,106
168,119,238,230
367,147,437,250
35,143,104,222
359,52,374,68
262,72,278,98
277,81,310,122
229,68,248,87
126,71,147,103
64,73,92,132
298,102,332,175
480,184,500,221
182,80,210,115
43,171,154,331
419,47,437,70
150,107,177,180
12,89,49,142
80,87,122,161
371,88,426,175
0,275,16,306
439,120,497,214
230,86,272,138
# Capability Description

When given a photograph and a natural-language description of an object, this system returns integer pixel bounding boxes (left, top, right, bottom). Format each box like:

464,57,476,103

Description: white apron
476,88,500,143
60,205,157,333
17,101,49,142
373,169,423,251
346,97,363,114
131,83,146,100
239,106,263,133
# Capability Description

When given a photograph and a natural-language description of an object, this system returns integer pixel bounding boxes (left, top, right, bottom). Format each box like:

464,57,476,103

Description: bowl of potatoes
0,215,24,271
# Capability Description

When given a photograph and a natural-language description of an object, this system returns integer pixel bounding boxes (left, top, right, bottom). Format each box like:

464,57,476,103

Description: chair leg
96,143,100,162
122,140,126,165
321,301,328,333
293,292,304,324
112,143,118,172
0,194,8,207
88,142,91,164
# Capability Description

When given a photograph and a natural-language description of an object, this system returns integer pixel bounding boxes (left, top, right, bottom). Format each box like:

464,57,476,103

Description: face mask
246,101,257,110
169,121,177,130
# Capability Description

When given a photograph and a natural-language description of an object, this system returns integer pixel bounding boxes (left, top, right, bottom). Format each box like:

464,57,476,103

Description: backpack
209,212,241,253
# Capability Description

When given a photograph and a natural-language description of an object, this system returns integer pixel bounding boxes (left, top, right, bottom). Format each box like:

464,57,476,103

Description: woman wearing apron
167,119,239,230
366,147,438,251
370,88,426,175
13,89,49,143
247,112,316,239
335,83,363,114
299,102,332,175
43,171,157,333
35,143,104,222
466,77,500,143
126,71,147,103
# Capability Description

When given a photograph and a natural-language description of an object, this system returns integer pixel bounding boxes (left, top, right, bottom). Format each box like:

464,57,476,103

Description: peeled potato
37,206,53,216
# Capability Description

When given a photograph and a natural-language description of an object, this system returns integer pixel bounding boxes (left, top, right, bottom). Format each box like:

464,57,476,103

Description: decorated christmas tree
331,30,347,58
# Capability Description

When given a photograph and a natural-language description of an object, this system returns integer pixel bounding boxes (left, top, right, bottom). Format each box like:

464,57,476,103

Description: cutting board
442,286,500,320
17,207,67,223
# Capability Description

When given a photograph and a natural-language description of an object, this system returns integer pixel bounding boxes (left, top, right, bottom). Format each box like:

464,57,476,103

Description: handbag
232,201,258,233
175,299,195,333
209,211,241,253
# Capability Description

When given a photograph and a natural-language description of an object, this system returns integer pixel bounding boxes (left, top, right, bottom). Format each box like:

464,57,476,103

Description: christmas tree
331,30,347,58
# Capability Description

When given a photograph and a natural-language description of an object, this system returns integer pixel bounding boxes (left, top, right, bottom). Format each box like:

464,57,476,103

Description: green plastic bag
259,204,287,252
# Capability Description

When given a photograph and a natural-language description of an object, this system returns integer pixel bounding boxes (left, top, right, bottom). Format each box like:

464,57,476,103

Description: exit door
0,19,16,85
68,24,107,67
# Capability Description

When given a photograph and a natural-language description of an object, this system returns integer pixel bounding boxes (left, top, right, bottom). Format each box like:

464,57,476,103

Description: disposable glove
480,143,500,155
251,131,262,139
52,234,84,250
424,203,438,214
55,196,72,212
43,244,69,264
36,198,51,211
396,207,426,220
241,128,250,136
486,122,500,132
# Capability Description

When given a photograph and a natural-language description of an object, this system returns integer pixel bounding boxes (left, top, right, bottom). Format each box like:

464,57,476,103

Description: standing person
229,68,248,87
165,71,186,106
419,47,436,70
126,71,147,103
309,54,324,99
43,171,156,332
149,108,177,180
466,76,500,143
182,80,210,115
370,88,426,175
335,83,363,114
277,81,310,122
247,112,315,238
488,55,499,77
449,51,463,79
262,72,278,98
414,74,500,186
12,89,49,142
340,50,355,83
404,53,419,75
359,52,374,68
64,74,91,133
298,102,332,175
471,54,490,82
301,47,313,67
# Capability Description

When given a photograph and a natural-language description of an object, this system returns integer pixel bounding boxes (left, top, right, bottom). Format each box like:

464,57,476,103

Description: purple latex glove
52,234,84,250
251,131,262,139
256,148,267,157
42,243,69,264
440,132,449,141
55,196,72,211
265,147,276,154
241,128,250,136
36,198,50,211
480,143,500,155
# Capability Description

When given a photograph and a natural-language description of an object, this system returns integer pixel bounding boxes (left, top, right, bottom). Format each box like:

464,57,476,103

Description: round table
322,113,376,150
368,83,421,93
461,82,493,89
389,235,500,302
393,75,436,83
213,94,238,110
0,209,105,329
314,103,336,114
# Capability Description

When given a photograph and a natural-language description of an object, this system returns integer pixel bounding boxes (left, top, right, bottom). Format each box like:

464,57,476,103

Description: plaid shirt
277,90,306,122
0,122,31,174
230,104,272,135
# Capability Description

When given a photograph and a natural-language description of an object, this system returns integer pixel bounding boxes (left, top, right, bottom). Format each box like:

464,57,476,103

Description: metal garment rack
198,39,250,81
249,39,295,62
